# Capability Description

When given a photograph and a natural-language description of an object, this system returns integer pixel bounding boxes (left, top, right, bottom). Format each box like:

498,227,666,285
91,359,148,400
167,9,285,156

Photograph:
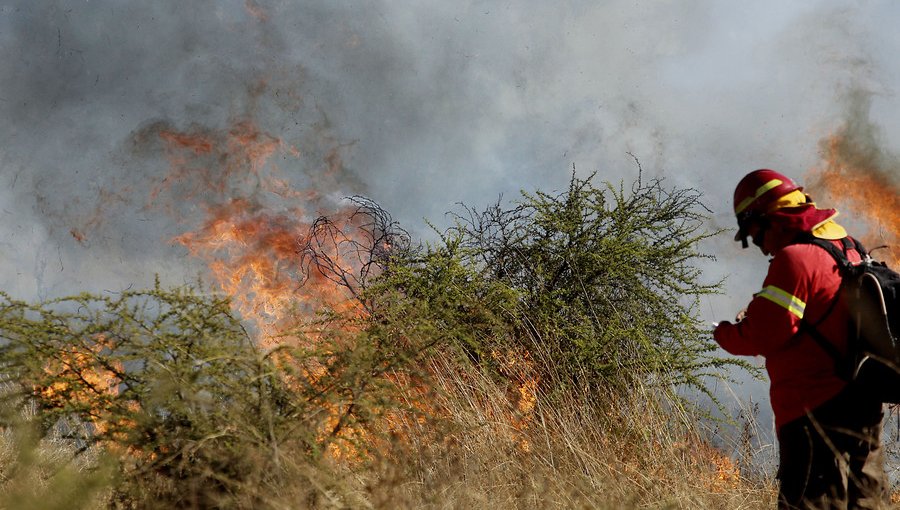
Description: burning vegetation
0,114,772,507
806,94,900,267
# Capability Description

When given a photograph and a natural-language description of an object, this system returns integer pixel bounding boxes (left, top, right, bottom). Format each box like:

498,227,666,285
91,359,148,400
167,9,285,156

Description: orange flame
39,335,127,437
806,129,900,267
151,117,378,461
144,112,535,463
674,437,741,492
153,120,363,346
489,349,539,451
707,448,741,491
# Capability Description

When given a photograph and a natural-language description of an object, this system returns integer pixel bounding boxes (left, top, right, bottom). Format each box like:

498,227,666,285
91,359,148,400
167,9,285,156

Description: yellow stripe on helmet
756,285,806,318
735,178,783,214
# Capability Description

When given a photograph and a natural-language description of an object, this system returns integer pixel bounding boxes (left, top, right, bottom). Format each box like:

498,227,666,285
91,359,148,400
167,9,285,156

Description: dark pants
777,387,885,510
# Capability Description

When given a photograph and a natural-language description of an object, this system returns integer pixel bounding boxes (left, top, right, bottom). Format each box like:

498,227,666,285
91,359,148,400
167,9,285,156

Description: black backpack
799,236,900,403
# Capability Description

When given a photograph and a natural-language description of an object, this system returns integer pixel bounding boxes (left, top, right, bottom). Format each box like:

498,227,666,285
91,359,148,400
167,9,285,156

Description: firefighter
713,169,885,509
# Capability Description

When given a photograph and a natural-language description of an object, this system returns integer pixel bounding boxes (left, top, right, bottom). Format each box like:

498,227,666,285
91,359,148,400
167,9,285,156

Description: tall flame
805,102,900,267
153,119,361,345
133,110,544,463
148,117,378,460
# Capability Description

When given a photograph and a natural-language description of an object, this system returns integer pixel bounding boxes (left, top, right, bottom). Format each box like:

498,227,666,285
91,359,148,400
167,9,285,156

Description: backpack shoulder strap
846,236,869,260
791,235,857,376
800,236,853,272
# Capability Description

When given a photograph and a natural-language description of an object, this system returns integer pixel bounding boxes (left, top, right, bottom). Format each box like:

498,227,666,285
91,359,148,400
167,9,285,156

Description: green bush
0,285,288,507
0,282,423,508
353,173,747,399
455,172,742,395
302,172,747,403
0,172,750,508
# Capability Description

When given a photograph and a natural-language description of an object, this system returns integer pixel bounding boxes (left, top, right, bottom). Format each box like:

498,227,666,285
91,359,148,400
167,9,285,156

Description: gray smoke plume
3,0,900,461
2,1,897,298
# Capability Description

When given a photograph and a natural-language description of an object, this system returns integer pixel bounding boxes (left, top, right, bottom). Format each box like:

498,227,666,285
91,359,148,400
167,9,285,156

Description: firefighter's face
747,221,769,254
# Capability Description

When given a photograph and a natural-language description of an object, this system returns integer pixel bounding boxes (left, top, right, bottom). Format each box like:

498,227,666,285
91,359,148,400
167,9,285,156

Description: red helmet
733,169,801,216
733,169,802,248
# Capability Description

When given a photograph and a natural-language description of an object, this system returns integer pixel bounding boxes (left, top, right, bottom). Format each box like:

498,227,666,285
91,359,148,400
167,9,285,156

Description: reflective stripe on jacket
714,239,862,431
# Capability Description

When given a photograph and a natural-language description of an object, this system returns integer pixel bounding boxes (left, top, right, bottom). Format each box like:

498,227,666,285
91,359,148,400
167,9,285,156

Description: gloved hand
712,309,746,332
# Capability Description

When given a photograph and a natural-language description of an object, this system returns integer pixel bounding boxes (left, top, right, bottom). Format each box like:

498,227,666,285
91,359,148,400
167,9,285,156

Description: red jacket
714,239,862,432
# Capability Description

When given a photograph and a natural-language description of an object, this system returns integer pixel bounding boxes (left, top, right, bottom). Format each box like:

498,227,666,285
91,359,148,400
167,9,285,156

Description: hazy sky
3,1,900,432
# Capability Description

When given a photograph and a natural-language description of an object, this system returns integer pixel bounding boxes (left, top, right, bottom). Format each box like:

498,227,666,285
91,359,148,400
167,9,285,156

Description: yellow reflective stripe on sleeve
756,285,806,318
735,178,783,214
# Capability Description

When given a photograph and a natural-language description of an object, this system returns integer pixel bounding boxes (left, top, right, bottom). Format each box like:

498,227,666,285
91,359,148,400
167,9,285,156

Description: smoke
804,90,900,264
2,1,900,309
0,2,358,297
3,0,900,457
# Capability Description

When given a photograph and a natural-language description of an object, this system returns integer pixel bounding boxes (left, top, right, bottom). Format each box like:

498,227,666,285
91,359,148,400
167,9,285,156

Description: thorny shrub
0,172,760,508
0,282,430,508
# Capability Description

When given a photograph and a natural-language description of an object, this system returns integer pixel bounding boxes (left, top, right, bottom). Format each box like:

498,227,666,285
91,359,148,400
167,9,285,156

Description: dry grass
307,351,776,509
0,409,113,510
0,351,778,510
408,355,772,509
